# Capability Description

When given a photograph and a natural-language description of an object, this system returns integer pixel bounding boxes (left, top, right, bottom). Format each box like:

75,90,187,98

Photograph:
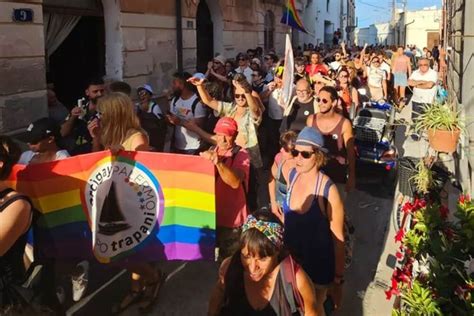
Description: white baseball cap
138,84,153,94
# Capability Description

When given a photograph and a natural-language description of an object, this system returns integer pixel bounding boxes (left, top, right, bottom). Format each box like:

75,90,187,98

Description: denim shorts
393,72,408,87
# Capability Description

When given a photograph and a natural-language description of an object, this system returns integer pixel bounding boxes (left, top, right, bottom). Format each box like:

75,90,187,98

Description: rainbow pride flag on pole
8,151,215,263
281,0,307,33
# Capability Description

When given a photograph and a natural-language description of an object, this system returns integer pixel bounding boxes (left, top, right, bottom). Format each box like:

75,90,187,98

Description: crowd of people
0,40,442,315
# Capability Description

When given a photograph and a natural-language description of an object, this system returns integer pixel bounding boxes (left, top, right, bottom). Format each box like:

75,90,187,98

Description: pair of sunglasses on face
290,149,315,159
235,94,246,99
316,97,331,104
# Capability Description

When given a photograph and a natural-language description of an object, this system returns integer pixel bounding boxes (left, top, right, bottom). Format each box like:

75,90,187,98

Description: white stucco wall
302,0,342,45
404,9,441,48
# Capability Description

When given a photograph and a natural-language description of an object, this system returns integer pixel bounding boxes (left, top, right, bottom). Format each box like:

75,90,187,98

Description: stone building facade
0,0,292,134
442,0,473,193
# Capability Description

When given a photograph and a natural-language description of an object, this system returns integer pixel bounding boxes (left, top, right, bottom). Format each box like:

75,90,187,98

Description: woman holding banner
0,136,34,308
88,92,164,312
208,210,318,315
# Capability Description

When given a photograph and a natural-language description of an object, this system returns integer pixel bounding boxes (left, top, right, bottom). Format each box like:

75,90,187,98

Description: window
264,11,275,52
327,0,330,12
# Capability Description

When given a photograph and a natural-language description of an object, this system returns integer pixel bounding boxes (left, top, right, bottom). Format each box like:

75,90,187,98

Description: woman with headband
208,210,317,315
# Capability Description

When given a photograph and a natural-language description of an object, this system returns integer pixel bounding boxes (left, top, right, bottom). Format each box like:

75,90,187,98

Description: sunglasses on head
291,149,315,159
316,97,330,104
235,94,246,99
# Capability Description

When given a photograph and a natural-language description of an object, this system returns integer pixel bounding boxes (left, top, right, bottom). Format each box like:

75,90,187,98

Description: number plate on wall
12,9,34,22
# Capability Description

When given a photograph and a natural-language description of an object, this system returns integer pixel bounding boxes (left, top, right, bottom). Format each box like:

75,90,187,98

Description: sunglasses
316,97,330,104
235,94,246,99
251,74,259,77
238,58,246,61
291,149,315,159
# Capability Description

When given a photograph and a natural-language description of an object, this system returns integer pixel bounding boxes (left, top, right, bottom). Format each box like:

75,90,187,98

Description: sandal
137,270,166,313
112,288,144,314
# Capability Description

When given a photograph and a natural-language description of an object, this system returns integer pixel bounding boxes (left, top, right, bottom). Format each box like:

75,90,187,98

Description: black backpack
172,96,200,117
137,103,167,152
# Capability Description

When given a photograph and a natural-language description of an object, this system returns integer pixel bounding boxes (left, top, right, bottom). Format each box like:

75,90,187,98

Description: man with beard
306,86,355,197
60,77,104,155
281,79,319,133
166,72,207,155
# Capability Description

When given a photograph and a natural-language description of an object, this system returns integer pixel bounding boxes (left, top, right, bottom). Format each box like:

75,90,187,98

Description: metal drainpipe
404,19,415,46
176,0,183,72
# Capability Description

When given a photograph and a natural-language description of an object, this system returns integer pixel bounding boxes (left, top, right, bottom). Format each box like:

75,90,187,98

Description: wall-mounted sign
12,9,34,23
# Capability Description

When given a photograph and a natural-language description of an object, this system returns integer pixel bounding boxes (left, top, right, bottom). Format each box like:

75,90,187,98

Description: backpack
172,96,200,117
137,103,167,152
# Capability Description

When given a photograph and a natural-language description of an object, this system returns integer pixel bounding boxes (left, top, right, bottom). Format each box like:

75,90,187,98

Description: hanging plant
389,195,474,315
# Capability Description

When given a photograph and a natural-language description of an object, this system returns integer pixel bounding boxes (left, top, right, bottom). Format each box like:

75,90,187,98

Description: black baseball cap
25,118,60,144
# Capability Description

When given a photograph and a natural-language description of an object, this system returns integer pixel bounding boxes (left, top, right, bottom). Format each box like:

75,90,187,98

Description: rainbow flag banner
281,0,307,33
8,151,216,263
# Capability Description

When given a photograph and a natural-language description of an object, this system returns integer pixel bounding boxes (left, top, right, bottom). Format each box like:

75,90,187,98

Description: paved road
66,166,395,316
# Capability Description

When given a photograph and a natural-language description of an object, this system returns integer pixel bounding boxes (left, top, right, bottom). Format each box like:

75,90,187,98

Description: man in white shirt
167,72,207,154
235,53,253,84
329,50,343,72
408,58,438,140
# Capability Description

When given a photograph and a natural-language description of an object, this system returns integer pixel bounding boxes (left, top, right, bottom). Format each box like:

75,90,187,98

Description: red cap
213,117,238,137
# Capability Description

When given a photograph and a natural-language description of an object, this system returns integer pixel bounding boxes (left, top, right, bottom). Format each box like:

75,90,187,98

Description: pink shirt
215,146,250,228
392,55,410,73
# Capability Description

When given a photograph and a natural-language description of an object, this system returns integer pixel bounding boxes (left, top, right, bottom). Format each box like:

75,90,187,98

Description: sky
356,0,441,28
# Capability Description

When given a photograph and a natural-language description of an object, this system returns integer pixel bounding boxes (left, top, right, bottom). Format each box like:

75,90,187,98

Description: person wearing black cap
18,118,70,165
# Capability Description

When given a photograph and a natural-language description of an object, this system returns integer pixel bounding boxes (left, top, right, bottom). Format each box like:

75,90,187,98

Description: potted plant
414,100,464,153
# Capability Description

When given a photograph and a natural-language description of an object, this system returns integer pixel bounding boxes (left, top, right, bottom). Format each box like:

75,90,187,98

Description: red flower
396,251,404,260
402,201,414,214
439,205,449,219
459,194,471,205
412,198,427,211
395,228,405,242
385,279,400,300
443,227,454,240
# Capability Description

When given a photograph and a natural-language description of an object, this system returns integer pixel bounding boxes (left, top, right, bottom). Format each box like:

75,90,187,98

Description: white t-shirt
409,68,438,103
18,150,70,165
380,62,391,77
264,85,288,120
170,94,207,150
329,61,342,71
235,66,253,84
367,66,387,88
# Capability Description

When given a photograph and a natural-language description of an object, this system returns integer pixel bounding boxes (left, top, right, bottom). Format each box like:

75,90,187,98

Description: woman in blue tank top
282,127,346,315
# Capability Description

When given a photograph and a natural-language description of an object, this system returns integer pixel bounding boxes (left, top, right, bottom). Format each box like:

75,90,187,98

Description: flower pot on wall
427,129,461,153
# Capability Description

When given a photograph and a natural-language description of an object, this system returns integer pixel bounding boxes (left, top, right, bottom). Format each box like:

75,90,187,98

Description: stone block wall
119,0,177,97
0,0,47,133
444,0,473,194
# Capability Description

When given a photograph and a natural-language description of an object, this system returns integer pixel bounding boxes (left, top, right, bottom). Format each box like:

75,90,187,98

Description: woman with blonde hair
87,92,163,312
89,92,148,152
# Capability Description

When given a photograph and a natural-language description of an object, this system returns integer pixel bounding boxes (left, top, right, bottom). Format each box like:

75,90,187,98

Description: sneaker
72,260,89,302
